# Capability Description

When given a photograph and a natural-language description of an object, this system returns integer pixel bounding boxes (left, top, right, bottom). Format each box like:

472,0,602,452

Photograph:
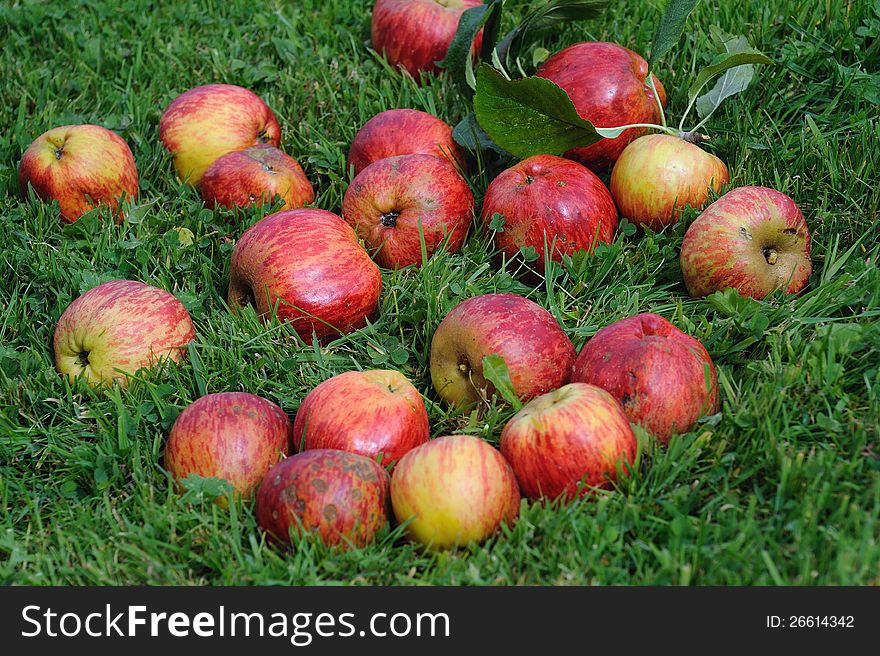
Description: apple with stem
430,293,576,409
200,145,314,211
680,186,812,299
342,153,474,269
371,0,484,80
500,383,637,501
54,280,196,387
348,108,466,177
19,124,138,224
571,313,719,444
293,369,429,466
390,434,520,550
159,84,281,186
227,208,382,341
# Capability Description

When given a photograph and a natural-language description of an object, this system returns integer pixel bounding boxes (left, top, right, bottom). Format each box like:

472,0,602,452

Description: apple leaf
649,0,701,68
473,64,612,158
482,353,522,410
452,112,511,156
440,0,503,98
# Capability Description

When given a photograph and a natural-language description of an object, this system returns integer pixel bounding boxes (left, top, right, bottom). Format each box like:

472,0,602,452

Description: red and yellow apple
159,84,281,186
200,145,314,210
19,124,138,224
348,108,466,176
371,0,484,79
429,293,576,408
293,369,429,466
164,392,291,502
610,134,730,230
536,42,667,172
571,313,719,444
500,383,637,501
680,186,812,299
256,449,391,548
390,434,519,550
342,153,474,269
481,154,618,272
227,208,382,341
53,279,196,386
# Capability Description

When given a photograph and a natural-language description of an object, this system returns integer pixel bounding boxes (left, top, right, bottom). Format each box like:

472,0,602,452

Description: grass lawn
1,0,878,585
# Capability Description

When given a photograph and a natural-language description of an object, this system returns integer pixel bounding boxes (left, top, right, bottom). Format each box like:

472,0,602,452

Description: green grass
1,0,878,585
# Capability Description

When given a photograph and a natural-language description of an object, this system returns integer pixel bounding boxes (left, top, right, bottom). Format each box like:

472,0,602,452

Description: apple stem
679,131,711,144
647,75,667,128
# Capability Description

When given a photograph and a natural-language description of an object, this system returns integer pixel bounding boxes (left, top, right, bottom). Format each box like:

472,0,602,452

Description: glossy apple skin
371,0,484,79
164,392,291,502
536,42,667,172
348,108,466,176
200,145,314,210
611,135,730,230
294,369,429,466
571,313,719,444
481,154,618,271
680,186,812,299
342,154,474,269
53,280,196,387
390,435,520,550
159,84,281,186
19,124,138,224
256,449,391,548
430,293,576,408
500,383,637,501
227,208,382,341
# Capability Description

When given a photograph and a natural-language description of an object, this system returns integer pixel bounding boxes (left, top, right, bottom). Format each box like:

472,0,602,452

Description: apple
200,145,314,211
256,449,391,548
610,134,730,231
348,108,466,177
371,0,484,79
480,154,618,273
429,293,576,408
500,383,637,501
19,124,138,224
294,369,429,466
164,392,291,503
342,153,474,269
680,186,812,299
53,279,196,386
390,434,519,549
536,42,667,172
159,84,281,186
571,313,718,444
227,208,382,341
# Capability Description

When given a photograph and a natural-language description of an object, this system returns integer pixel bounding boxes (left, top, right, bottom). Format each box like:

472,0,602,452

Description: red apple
256,449,391,548
480,154,618,273
19,124,138,224
342,153,474,269
371,0,484,79
500,383,637,501
159,84,281,186
164,392,291,503
680,186,812,299
53,280,196,387
293,369,429,466
348,108,466,177
390,434,519,549
571,313,718,444
536,42,667,172
227,208,382,341
610,134,730,231
429,293,576,408
200,145,314,210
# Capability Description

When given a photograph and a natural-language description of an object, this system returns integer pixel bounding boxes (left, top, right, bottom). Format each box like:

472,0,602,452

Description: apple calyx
77,350,90,367
763,247,779,265
380,210,400,228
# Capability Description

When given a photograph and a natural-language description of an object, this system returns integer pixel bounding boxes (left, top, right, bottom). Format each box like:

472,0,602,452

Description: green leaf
453,113,510,155
649,0,700,68
440,0,502,98
473,64,606,158
482,354,522,410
